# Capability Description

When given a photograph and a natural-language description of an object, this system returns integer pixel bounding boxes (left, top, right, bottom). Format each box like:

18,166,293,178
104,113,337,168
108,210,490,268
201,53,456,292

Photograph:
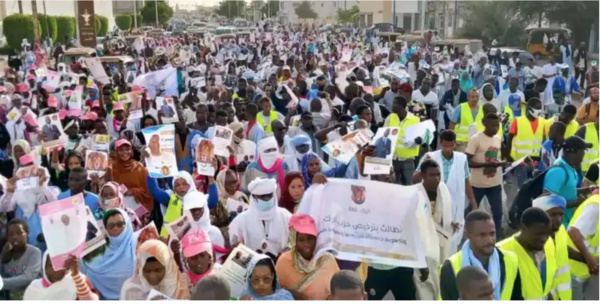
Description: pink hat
181,228,212,258
82,111,98,121
58,109,68,120
63,90,73,97
47,95,58,107
26,74,35,80
113,102,125,111
15,83,30,93
19,154,34,166
92,100,100,108
289,214,317,236
0,86,6,93
115,139,131,149
132,85,143,92
28,65,36,70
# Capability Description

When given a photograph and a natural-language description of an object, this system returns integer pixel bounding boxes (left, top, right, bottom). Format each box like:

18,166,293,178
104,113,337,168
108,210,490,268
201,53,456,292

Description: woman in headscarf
301,153,349,189
242,137,289,195
24,253,99,300
278,171,305,213
0,154,56,251
229,178,291,258
478,83,501,110
155,171,218,238
459,69,473,92
96,181,142,229
120,239,190,300
177,228,221,288
283,134,329,172
276,214,339,300
0,139,29,178
136,115,158,145
110,139,153,215
227,121,245,168
80,209,135,300
47,150,84,192
182,191,228,263
214,169,247,230
241,255,294,300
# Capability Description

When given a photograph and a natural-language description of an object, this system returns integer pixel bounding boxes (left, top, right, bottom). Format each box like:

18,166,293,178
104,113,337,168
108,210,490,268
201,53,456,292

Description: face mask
101,197,120,209
529,108,543,118
260,150,279,168
233,135,243,144
255,197,275,212
295,150,308,161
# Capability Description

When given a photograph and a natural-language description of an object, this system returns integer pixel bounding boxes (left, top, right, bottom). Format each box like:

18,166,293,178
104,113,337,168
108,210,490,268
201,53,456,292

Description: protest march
0,2,599,301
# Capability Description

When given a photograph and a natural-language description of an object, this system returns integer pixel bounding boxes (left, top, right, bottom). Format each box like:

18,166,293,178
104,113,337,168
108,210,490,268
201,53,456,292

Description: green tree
1,14,41,50
95,17,101,35
130,14,143,27
37,15,57,43
461,1,527,46
337,5,359,24
55,16,76,43
260,0,280,18
140,0,174,27
295,1,317,20
216,1,247,19
115,14,132,31
96,15,109,36
505,1,599,44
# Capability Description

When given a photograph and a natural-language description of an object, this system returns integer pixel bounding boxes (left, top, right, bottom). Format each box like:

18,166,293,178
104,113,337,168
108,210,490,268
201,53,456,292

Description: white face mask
529,108,543,118
295,150,308,161
260,150,279,168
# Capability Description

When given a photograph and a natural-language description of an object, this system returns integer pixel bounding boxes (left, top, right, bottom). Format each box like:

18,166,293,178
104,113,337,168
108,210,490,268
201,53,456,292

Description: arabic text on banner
297,178,426,268
40,193,88,270
142,124,178,178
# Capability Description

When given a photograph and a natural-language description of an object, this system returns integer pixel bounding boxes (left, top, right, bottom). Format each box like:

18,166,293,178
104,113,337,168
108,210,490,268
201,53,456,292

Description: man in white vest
413,130,478,254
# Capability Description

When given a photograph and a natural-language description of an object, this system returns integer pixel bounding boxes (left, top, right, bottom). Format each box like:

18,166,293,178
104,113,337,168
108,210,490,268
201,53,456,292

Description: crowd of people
0,20,598,301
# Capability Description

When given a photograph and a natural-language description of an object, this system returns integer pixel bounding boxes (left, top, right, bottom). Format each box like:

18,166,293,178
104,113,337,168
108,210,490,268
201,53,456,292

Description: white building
0,0,115,31
279,0,358,25
112,0,144,16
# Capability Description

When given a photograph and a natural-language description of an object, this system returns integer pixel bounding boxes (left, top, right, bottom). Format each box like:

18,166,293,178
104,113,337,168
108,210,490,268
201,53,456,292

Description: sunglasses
107,221,125,230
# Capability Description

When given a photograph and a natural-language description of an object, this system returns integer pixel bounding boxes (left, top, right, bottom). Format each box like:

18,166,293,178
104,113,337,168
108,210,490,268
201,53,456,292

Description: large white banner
297,178,426,268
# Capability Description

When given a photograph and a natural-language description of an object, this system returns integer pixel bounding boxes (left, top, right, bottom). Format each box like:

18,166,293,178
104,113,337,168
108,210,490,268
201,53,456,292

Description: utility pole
133,0,138,29
155,0,159,27
31,0,40,44
17,0,23,14
420,0,426,33
393,0,396,27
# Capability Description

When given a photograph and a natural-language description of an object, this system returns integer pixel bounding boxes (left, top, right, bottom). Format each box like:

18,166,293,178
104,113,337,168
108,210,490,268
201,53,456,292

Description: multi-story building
112,0,144,16
278,0,358,25
358,0,465,37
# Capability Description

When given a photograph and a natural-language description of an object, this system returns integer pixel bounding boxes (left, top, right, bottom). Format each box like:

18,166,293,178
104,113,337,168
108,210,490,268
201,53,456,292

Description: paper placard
217,245,261,298
15,166,40,191
235,140,256,165
82,206,107,257
147,289,172,300
195,138,215,176
37,113,67,149
364,127,399,175
164,213,194,241
212,126,233,157
92,134,111,151
40,193,87,270
227,198,248,214
85,150,108,179
157,97,179,123
321,129,370,165
142,124,178,178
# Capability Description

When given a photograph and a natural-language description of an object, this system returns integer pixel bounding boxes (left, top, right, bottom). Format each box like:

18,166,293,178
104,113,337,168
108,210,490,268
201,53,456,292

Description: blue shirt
58,190,99,212
543,158,578,203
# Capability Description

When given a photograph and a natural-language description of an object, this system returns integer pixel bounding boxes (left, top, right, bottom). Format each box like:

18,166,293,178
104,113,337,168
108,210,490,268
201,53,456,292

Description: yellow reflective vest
551,225,572,300
582,123,599,173
441,249,519,300
388,112,420,159
504,104,526,126
256,111,279,135
544,117,579,138
160,194,183,238
567,194,599,280
510,116,545,160
455,103,480,143
498,235,557,300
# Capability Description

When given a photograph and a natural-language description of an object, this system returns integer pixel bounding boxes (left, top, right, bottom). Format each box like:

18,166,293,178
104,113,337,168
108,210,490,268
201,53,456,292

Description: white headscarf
172,171,197,199
257,137,280,168
23,252,78,300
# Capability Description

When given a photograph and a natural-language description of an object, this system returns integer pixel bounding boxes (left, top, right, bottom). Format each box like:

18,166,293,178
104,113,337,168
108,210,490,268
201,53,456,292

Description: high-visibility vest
441,249,519,300
388,112,420,159
160,194,183,238
510,116,545,160
455,103,479,143
582,123,599,173
544,117,579,138
504,104,526,126
567,194,599,280
256,111,279,135
551,225,572,300
498,235,557,300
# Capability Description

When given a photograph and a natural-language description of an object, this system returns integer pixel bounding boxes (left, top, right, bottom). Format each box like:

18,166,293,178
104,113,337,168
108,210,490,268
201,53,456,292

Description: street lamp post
155,0,159,28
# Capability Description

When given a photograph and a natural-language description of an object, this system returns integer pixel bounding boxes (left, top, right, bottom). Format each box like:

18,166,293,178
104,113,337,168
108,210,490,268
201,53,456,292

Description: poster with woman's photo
195,138,215,176
82,206,106,256
212,125,233,157
164,213,194,241
157,97,178,123
37,113,68,148
85,150,108,179
217,245,260,298
364,127,399,175
142,124,178,178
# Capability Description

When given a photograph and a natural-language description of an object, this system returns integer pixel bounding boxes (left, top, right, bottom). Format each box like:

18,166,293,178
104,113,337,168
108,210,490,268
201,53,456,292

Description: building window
414,13,420,31
367,14,373,27
403,13,412,31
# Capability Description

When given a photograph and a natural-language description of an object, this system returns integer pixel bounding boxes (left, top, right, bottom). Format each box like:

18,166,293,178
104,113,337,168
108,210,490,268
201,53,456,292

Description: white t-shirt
542,63,558,78
412,90,439,108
